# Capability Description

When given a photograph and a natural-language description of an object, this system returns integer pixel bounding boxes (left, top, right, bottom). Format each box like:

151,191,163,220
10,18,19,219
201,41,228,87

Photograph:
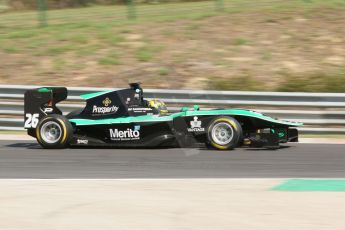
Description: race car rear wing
24,87,67,131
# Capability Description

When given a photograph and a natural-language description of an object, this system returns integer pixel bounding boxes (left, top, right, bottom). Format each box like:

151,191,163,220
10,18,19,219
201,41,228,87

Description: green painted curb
272,179,345,191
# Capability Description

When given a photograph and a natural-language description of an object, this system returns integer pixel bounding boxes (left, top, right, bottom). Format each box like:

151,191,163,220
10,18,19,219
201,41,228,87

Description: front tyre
207,116,243,150
36,115,73,149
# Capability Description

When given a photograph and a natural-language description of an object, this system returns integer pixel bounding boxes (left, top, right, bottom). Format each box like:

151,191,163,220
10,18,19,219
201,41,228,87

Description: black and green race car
24,83,302,150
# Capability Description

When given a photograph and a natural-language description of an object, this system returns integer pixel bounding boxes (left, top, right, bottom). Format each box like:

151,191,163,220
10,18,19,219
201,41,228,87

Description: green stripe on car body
185,109,303,127
69,108,303,127
273,179,345,191
80,91,113,100
69,112,185,125
38,88,52,93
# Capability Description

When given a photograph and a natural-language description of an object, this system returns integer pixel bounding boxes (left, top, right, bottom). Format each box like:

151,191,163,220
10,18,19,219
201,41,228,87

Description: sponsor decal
77,139,88,145
43,107,53,113
128,107,153,113
188,116,205,132
92,105,119,115
110,126,141,141
92,97,119,115
103,97,112,106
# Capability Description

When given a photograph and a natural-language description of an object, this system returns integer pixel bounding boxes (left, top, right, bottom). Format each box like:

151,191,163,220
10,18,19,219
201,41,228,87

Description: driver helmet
148,99,169,115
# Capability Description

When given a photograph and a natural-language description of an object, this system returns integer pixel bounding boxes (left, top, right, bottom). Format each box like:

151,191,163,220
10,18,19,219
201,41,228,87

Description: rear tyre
36,115,73,149
206,116,243,150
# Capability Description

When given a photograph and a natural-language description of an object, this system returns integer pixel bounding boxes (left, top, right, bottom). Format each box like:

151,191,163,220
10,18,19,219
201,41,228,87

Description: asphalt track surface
0,140,344,178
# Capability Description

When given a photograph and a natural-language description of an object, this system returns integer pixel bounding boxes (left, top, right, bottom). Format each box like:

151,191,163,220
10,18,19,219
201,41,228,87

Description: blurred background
0,0,344,91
